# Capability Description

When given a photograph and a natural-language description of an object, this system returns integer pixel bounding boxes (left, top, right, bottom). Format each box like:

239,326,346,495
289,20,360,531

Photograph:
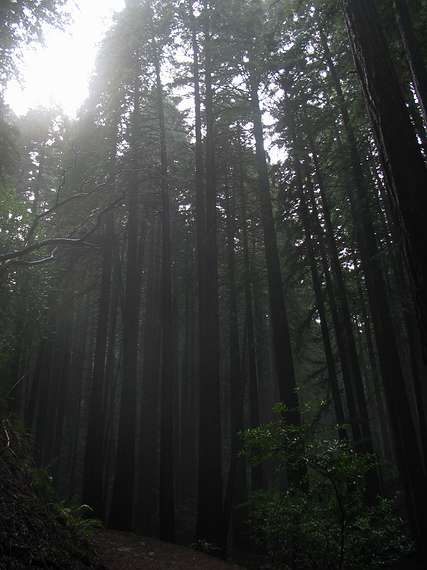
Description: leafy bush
242,404,412,570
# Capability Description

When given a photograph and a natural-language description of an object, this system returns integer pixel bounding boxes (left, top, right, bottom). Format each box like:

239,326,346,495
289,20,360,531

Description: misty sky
5,0,125,118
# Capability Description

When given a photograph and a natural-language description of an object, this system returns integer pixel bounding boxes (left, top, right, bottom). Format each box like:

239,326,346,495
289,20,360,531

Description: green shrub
55,502,103,538
242,404,412,570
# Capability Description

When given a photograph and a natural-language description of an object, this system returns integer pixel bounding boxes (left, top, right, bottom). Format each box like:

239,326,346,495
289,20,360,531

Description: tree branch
1,193,125,269
25,175,116,246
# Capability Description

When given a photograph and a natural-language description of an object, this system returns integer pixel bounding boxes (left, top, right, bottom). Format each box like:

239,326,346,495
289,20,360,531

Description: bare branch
11,249,58,267
25,191,90,245
0,238,97,264
6,374,27,397
0,192,125,269
25,176,116,246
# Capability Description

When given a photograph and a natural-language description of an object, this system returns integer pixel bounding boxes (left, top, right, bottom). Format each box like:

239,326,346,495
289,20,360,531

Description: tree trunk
292,148,346,439
237,128,264,491
342,0,427,360
322,21,427,552
153,36,176,542
195,0,223,546
393,0,427,126
222,172,247,552
82,213,114,517
249,68,301,426
109,92,143,529
137,221,161,535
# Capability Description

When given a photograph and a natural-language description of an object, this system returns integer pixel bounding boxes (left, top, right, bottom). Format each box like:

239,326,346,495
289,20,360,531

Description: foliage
0,184,32,252
31,466,103,537
55,503,103,538
242,405,412,569
0,417,99,569
0,0,68,87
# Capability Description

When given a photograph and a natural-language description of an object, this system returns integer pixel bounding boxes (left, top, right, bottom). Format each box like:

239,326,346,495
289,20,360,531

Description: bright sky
5,0,125,118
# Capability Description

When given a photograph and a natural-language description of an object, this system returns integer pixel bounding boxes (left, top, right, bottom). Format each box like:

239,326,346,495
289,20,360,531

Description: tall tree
109,77,143,530
150,2,176,540
249,64,302,422
342,0,427,358
194,0,223,546
82,213,114,517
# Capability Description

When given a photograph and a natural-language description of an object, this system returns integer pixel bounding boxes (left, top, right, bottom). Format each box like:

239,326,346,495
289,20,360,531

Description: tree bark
153,34,176,542
195,0,223,546
109,88,143,529
222,171,247,552
137,221,161,536
82,214,114,517
237,128,264,491
393,0,427,126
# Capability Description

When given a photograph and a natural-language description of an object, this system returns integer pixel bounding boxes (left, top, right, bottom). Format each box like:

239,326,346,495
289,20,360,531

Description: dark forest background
1,1,427,568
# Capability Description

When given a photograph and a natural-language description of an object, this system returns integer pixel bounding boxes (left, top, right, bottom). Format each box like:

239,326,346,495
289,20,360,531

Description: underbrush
0,417,100,569
242,404,413,570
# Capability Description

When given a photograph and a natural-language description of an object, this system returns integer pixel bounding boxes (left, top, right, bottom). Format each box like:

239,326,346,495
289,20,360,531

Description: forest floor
91,529,427,570
92,529,249,570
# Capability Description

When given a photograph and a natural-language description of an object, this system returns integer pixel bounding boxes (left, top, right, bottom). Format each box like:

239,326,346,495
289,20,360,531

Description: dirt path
92,529,246,570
